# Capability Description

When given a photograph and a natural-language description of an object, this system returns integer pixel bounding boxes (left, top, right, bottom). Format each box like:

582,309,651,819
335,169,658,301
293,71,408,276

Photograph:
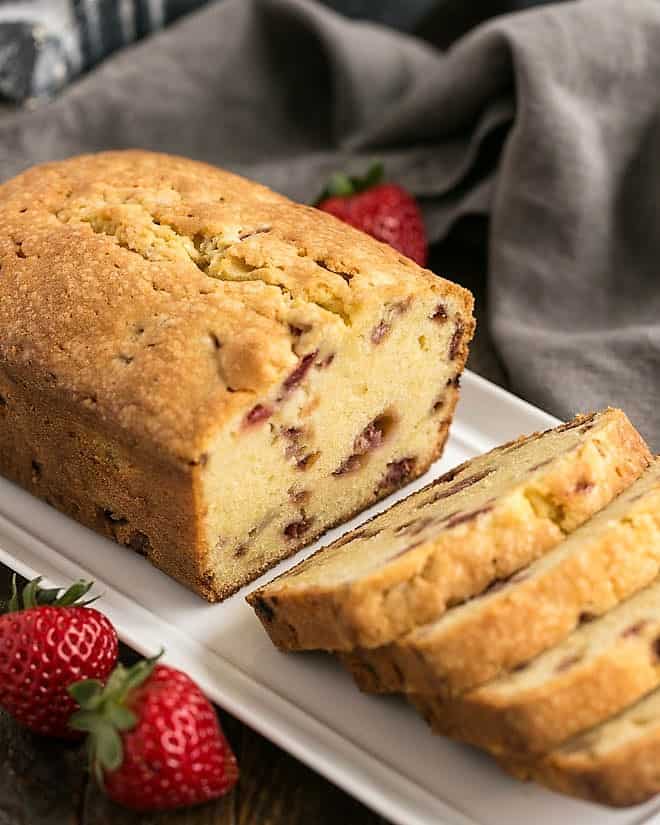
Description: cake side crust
412,574,660,757
0,363,205,594
345,452,660,695
515,691,660,807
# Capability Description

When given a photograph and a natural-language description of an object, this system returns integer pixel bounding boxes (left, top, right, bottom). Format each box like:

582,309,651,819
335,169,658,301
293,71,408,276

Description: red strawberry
0,575,118,738
316,163,428,266
69,656,239,811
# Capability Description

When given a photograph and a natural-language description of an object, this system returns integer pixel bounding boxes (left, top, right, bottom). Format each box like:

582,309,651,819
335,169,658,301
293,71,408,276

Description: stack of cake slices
249,408,660,807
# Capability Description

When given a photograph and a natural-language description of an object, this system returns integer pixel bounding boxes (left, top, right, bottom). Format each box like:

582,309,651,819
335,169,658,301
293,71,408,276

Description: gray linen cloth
2,0,659,443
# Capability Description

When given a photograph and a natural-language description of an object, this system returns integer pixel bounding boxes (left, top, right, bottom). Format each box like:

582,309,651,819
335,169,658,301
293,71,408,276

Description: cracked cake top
0,151,471,462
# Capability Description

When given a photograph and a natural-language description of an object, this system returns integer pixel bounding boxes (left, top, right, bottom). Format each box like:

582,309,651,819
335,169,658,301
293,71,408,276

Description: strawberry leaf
69,709,104,733
69,679,104,709
69,652,164,783
361,161,385,190
119,654,161,698
106,704,137,731
93,721,124,774
37,586,67,605
55,580,94,607
315,161,385,204
21,577,42,609
103,663,129,696
324,172,354,198
2,576,98,613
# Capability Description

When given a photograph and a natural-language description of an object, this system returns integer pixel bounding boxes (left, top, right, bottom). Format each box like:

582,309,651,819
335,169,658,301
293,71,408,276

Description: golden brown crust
412,576,660,756
532,742,660,807
250,409,651,651
0,151,473,600
0,150,470,463
345,452,660,696
513,688,660,806
415,658,660,764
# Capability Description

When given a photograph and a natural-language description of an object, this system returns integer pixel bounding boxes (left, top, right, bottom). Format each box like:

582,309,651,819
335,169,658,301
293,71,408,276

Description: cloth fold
2,0,659,443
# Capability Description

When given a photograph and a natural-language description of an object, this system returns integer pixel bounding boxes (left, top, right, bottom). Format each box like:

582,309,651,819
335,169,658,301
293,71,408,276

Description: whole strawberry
69,657,239,811
0,575,118,738
316,162,428,266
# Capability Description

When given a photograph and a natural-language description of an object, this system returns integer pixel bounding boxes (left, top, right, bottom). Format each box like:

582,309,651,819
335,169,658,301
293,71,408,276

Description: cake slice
412,574,660,756
343,457,660,695
521,687,660,806
248,409,650,650
0,151,474,602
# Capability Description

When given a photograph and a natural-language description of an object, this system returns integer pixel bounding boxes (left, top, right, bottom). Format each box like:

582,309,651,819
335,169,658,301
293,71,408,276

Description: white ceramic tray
1,370,659,825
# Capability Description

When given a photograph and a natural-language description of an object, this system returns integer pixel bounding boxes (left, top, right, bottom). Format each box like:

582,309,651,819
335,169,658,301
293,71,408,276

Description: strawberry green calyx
1,574,97,614
315,161,385,203
69,652,163,784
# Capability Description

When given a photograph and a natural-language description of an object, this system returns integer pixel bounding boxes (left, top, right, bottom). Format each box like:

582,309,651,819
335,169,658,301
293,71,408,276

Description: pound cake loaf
344,457,660,695
413,574,660,756
521,687,660,807
249,409,650,649
0,150,474,601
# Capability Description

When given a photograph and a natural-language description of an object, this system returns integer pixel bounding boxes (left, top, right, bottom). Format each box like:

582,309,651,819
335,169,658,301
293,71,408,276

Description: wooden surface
0,243,500,825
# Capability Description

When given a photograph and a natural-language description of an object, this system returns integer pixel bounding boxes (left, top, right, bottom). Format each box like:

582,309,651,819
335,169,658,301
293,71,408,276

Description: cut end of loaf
204,283,472,600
